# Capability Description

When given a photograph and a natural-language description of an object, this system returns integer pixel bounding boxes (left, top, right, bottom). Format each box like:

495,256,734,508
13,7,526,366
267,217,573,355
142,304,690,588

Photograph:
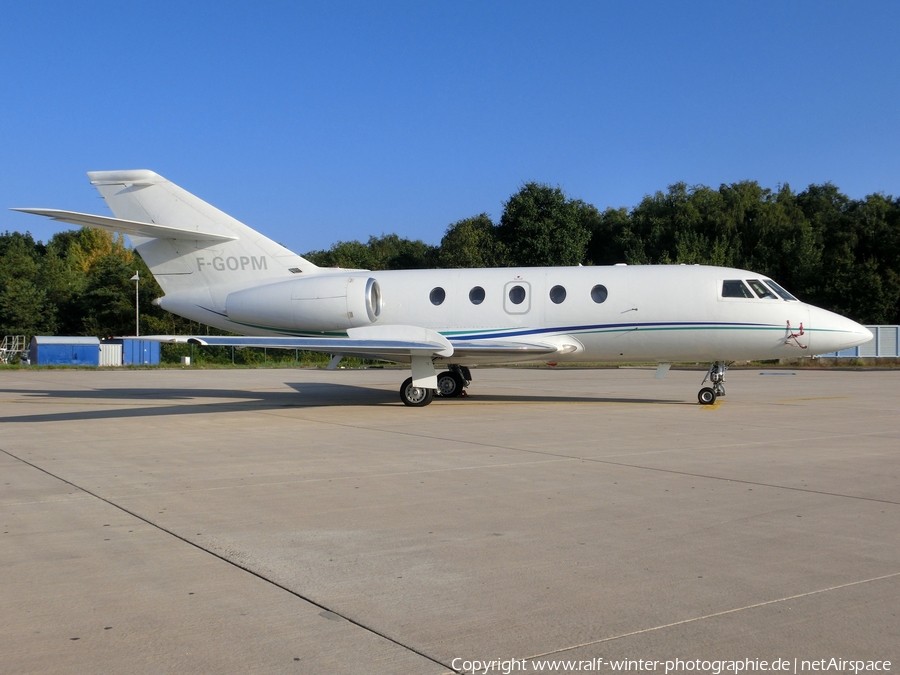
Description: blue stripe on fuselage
444,321,775,342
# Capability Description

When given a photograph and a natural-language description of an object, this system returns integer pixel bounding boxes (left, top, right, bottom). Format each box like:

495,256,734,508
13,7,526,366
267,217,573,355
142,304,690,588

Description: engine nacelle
225,275,382,332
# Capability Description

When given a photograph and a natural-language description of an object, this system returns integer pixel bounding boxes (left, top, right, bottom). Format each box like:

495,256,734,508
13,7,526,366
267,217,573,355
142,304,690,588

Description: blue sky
1,1,898,254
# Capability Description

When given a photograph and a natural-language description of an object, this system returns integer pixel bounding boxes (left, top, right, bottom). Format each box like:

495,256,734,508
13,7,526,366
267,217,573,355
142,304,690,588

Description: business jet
14,170,873,406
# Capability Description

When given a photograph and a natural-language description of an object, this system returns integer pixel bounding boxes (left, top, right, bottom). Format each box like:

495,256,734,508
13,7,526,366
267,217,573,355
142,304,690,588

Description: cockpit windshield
722,280,754,298
747,279,778,299
721,278,800,301
763,279,799,301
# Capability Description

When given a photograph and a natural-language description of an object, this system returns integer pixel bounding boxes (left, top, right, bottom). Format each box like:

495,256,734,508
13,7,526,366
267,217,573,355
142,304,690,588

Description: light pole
130,272,140,336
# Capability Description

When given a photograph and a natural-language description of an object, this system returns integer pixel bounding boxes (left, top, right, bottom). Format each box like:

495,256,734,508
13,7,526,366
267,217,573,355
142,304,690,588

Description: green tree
438,214,502,268
794,185,900,323
4,176,899,342
78,255,139,337
305,240,375,269
731,183,821,302
585,206,629,266
0,231,42,283
624,182,737,266
367,233,436,270
0,232,52,339
305,234,436,270
497,183,591,266
0,278,56,337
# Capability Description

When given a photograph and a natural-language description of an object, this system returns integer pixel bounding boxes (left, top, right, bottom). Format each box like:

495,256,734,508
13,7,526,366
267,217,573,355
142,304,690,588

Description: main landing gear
698,361,729,405
399,365,471,406
399,378,434,407
437,365,471,398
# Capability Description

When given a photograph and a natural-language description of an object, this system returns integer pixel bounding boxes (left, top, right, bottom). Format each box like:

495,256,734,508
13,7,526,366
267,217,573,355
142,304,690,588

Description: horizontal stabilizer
10,208,238,242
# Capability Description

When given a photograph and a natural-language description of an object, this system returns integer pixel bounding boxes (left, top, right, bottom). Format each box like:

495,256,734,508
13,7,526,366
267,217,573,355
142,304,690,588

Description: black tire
698,387,717,405
400,377,435,407
436,370,465,398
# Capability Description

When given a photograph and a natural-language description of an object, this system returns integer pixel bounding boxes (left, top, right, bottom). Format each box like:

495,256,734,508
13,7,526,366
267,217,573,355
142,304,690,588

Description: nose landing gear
698,361,729,405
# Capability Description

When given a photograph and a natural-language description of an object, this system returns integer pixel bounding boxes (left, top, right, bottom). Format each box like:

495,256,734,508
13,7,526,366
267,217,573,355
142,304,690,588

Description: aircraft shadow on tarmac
0,383,686,424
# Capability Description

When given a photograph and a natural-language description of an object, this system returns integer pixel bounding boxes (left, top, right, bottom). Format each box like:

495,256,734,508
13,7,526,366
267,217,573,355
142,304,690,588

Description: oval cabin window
549,285,567,304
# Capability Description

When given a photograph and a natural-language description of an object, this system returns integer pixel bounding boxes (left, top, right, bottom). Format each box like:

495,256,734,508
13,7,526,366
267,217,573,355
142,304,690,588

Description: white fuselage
159,264,871,366
16,169,875,405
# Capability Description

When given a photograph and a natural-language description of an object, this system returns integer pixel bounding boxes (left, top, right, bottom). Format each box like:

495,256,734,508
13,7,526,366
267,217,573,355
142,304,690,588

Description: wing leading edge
142,326,560,362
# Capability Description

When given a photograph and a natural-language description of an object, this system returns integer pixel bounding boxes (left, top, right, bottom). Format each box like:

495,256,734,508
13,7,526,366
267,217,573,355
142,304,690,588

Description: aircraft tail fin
85,170,319,295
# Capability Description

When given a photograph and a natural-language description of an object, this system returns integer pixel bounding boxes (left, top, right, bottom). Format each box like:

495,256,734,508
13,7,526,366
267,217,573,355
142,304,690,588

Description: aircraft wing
10,208,238,242
142,325,561,362
152,335,452,360
144,325,455,361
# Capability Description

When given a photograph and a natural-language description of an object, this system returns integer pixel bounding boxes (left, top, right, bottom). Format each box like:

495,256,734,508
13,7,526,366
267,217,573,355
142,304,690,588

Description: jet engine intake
225,275,382,332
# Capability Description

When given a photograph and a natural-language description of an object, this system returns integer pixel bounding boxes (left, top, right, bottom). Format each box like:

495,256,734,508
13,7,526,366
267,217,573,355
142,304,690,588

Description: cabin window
747,279,777,299
508,285,526,305
469,286,485,305
549,285,566,304
764,279,798,301
722,280,754,298
430,287,446,305
590,284,608,303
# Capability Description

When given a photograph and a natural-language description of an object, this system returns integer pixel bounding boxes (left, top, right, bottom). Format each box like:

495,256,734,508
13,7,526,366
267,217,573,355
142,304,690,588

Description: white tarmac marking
525,571,900,661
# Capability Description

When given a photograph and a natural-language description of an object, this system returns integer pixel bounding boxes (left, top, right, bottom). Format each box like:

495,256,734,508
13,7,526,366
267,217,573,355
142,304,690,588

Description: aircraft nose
808,306,873,354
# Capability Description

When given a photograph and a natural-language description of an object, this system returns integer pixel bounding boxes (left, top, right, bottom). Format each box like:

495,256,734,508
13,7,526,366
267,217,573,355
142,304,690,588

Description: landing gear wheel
400,377,435,407
699,361,729,404
436,370,465,398
698,387,717,405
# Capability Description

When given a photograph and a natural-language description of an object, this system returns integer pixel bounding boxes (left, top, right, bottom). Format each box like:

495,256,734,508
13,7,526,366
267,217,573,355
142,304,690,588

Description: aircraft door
503,280,531,315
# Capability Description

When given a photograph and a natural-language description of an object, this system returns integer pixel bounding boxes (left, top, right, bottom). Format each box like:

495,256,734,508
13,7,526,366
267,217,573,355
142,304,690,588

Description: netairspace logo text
450,658,892,675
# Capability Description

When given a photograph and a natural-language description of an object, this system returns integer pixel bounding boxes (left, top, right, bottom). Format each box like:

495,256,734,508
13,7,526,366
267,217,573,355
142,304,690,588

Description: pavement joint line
4,496,94,506
249,416,900,506
0,446,462,675
9,401,895,507
523,570,900,661
589,426,896,459
775,396,851,402
259,405,896,450
0,401,295,423
101,457,576,499
430,400,686,406
0,399,181,407
580,457,900,506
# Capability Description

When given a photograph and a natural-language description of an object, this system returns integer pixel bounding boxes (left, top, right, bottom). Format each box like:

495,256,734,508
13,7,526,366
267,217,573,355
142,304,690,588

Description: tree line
2,180,898,351
307,181,900,324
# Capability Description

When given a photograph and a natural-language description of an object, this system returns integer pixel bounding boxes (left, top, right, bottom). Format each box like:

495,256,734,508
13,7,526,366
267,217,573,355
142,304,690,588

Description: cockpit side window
722,280,754,298
747,279,778,299
764,279,798,301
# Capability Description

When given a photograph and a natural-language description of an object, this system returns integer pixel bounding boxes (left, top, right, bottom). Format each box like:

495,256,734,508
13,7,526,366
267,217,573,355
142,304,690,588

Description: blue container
99,338,162,365
121,338,161,365
30,336,100,366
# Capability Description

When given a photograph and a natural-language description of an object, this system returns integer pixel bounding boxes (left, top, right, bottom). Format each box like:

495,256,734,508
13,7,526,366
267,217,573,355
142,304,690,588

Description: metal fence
1,335,27,363
819,326,900,358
